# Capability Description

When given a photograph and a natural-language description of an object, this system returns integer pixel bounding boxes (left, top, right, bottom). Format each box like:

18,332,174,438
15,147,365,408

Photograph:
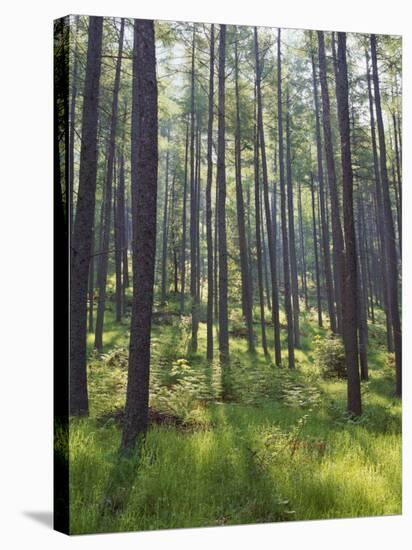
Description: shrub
313,334,346,378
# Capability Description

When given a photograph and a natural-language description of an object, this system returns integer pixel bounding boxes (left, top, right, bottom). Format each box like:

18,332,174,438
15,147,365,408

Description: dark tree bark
69,15,80,239
310,173,323,327
114,161,122,322
357,194,369,381
318,31,345,334
336,32,361,416
365,49,393,351
371,34,402,397
206,24,215,361
88,229,95,332
234,31,254,352
297,180,309,310
286,102,300,347
254,111,268,356
189,27,199,351
160,132,170,305
120,19,158,455
180,120,189,314
70,16,103,416
94,18,125,351
392,112,402,255
217,25,229,362
276,28,294,368
310,44,336,333
255,27,282,365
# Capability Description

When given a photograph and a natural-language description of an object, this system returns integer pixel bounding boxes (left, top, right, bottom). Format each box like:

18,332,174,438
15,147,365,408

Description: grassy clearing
65,295,401,534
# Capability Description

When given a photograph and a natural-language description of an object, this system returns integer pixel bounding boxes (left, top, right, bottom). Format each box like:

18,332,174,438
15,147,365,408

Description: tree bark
217,25,229,362
160,132,170,305
234,31,254,352
276,28,294,368
310,44,336,333
206,24,215,360
255,27,282,365
120,19,158,454
94,18,125,351
336,32,361,416
70,16,103,416
318,31,345,334
371,34,402,397
310,173,323,327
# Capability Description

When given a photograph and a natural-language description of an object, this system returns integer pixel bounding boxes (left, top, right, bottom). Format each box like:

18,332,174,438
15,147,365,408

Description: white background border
0,0,410,548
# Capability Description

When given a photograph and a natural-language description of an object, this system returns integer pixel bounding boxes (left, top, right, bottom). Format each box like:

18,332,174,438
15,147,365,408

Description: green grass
66,294,401,534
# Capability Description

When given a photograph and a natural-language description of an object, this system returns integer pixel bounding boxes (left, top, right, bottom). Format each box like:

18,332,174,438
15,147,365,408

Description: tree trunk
286,102,300,347
310,173,323,327
180,121,189,314
160,133,170,305
217,24,229,362
255,27,282,365
317,31,345,334
206,24,215,361
120,19,158,455
276,28,294,368
310,44,336,333
336,32,362,416
371,34,402,397
70,16,103,416
69,15,80,240
94,18,125,351
234,31,254,352
297,180,309,310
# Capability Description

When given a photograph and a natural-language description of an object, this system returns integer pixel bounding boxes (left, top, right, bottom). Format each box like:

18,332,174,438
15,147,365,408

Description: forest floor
64,290,402,534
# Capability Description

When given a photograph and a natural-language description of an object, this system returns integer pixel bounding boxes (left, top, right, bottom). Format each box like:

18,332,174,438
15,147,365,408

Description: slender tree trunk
318,31,345,334
114,160,122,322
180,120,189,314
94,18,125,351
234,31,254,352
254,112,268,356
366,49,393,351
310,45,336,333
276,28,294,368
69,15,80,239
255,27,282,365
336,32,361,416
70,16,103,416
310,173,323,327
206,24,215,361
297,180,309,310
286,102,300,347
189,28,199,351
371,34,402,397
120,19,158,455
88,229,95,332
160,133,170,305
217,25,229,362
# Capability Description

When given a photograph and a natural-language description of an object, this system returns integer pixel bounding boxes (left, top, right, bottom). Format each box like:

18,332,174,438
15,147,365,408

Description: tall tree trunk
70,16,103,416
336,32,361,416
254,111,268,356
180,120,189,314
94,18,125,351
286,101,300,347
310,173,323,327
276,28,294,368
69,15,80,240
160,133,170,305
217,24,229,362
365,49,393,351
120,19,158,455
234,31,254,352
255,27,282,365
318,31,345,334
371,34,402,397
310,45,336,333
297,180,309,310
114,160,122,322
189,27,199,351
206,24,215,361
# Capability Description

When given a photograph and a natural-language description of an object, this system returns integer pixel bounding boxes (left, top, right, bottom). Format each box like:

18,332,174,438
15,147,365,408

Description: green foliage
313,334,346,378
